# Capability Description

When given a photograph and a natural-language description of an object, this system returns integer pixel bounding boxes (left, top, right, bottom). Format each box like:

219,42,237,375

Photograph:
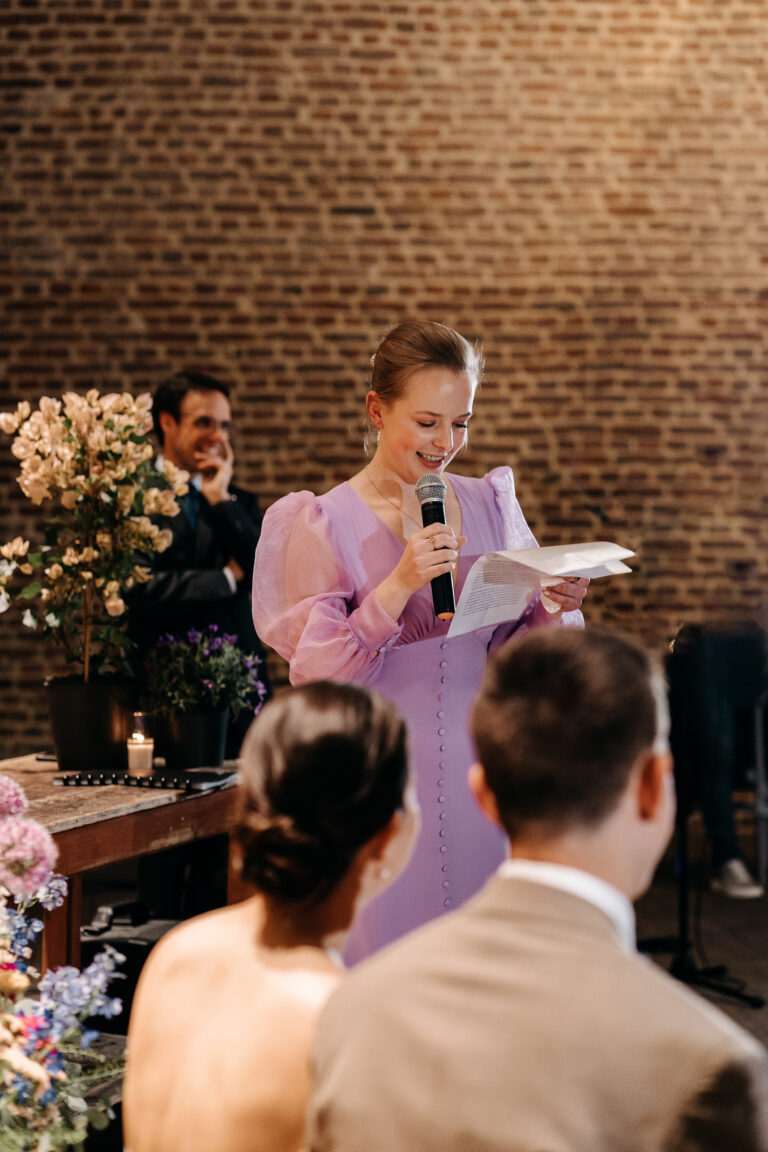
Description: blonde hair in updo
365,320,484,450
236,682,408,906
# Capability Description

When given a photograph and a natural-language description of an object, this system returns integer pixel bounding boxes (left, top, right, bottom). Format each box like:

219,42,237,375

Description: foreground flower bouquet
0,776,124,1150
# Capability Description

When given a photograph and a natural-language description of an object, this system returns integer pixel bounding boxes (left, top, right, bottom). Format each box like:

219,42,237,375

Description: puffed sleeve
251,492,402,686
485,466,584,648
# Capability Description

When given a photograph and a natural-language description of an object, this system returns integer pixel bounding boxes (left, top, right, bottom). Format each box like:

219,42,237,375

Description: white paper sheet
446,540,634,639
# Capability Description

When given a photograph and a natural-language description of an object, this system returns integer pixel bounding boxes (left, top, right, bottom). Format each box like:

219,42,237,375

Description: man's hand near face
199,439,235,505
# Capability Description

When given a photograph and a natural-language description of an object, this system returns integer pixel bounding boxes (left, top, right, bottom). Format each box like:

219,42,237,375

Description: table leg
42,872,82,971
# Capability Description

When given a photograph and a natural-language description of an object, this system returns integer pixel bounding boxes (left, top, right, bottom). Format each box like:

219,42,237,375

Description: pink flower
0,817,57,898
0,776,28,819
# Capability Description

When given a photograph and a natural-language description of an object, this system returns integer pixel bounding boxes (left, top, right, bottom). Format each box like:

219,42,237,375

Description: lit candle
127,731,154,777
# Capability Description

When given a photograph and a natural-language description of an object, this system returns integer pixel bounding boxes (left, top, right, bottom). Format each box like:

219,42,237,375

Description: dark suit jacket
308,874,768,1152
128,482,271,733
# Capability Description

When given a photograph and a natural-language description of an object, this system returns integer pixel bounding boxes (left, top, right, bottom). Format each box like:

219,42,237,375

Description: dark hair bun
237,682,407,904
238,812,348,904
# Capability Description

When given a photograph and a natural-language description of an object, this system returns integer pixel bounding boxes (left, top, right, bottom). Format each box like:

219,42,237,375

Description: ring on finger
428,535,437,549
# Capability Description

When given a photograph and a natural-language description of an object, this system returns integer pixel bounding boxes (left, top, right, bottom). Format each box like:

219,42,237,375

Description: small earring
378,865,392,881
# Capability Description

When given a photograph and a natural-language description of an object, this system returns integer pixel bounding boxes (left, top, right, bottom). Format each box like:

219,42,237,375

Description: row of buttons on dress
437,640,452,908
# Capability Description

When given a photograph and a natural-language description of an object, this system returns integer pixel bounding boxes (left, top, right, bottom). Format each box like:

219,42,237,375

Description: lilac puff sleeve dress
252,467,583,963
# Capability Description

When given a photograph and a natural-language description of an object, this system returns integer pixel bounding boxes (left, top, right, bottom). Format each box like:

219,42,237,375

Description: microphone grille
415,473,447,505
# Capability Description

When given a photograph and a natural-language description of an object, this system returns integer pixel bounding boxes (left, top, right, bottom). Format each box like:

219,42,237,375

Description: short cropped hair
237,681,408,906
471,628,665,840
152,371,230,444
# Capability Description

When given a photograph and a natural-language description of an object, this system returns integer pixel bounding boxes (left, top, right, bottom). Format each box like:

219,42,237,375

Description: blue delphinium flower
36,944,125,1043
34,871,68,912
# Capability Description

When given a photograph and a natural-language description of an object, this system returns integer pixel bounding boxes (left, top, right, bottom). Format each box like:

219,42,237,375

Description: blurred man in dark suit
128,371,271,919
129,370,271,754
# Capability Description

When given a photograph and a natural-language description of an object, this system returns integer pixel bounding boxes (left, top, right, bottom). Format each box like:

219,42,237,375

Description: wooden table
0,754,251,970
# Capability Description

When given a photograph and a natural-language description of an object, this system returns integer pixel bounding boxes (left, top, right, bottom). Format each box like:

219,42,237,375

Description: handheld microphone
415,472,455,620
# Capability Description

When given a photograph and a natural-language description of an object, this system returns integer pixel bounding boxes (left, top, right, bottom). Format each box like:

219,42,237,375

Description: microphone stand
639,633,764,1008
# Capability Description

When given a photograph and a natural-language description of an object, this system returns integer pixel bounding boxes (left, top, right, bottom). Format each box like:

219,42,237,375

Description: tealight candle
127,731,154,777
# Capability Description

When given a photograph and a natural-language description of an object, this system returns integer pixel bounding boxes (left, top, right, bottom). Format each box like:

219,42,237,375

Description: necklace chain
365,468,423,530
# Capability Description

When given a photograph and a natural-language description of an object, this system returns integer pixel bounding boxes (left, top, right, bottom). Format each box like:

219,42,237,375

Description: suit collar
474,870,634,953
497,860,635,952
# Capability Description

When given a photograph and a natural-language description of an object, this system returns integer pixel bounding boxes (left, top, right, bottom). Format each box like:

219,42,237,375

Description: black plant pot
45,677,140,774
159,710,229,772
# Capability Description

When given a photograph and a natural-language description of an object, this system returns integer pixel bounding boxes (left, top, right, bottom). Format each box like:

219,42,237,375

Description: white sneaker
710,858,764,900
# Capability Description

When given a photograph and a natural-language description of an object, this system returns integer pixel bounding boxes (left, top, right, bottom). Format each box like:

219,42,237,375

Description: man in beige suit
307,628,768,1152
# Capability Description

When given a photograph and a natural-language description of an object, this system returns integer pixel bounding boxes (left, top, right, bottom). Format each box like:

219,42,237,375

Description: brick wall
2,0,768,755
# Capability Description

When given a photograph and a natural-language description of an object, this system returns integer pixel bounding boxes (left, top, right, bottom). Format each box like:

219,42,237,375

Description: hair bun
238,808,348,903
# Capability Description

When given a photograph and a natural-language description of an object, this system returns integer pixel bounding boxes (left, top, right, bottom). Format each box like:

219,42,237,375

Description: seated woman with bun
123,681,414,1152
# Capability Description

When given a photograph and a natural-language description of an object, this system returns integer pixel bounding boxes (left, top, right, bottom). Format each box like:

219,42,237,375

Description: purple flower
0,816,57,898
187,628,200,643
0,775,28,818
33,871,68,911
37,944,125,1040
5,906,43,960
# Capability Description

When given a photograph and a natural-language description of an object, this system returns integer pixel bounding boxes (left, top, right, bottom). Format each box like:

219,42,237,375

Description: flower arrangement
0,774,124,1150
0,390,188,681
144,625,267,718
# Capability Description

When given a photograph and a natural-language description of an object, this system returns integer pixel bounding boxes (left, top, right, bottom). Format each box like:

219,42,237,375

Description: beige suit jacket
308,874,768,1152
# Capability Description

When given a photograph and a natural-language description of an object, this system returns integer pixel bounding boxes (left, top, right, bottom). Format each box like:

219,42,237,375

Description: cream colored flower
156,528,173,552
163,460,190,496
44,563,63,581
20,473,52,505
39,396,62,420
0,1026,53,1095
143,487,179,517
118,485,137,513
60,489,77,510
0,537,29,561
0,965,29,995
104,595,126,617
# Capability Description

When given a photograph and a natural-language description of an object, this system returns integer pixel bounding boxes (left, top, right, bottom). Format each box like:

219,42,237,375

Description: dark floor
636,810,768,1045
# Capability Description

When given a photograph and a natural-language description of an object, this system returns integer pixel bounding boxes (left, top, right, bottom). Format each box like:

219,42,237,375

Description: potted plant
0,773,125,1149
0,390,189,772
144,625,267,770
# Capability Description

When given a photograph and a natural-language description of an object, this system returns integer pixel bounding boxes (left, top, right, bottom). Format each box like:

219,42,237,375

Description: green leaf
84,1107,110,1131
64,1093,88,1113
18,582,42,599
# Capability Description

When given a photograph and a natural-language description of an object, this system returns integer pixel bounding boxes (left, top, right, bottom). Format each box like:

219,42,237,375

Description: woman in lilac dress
252,321,588,962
